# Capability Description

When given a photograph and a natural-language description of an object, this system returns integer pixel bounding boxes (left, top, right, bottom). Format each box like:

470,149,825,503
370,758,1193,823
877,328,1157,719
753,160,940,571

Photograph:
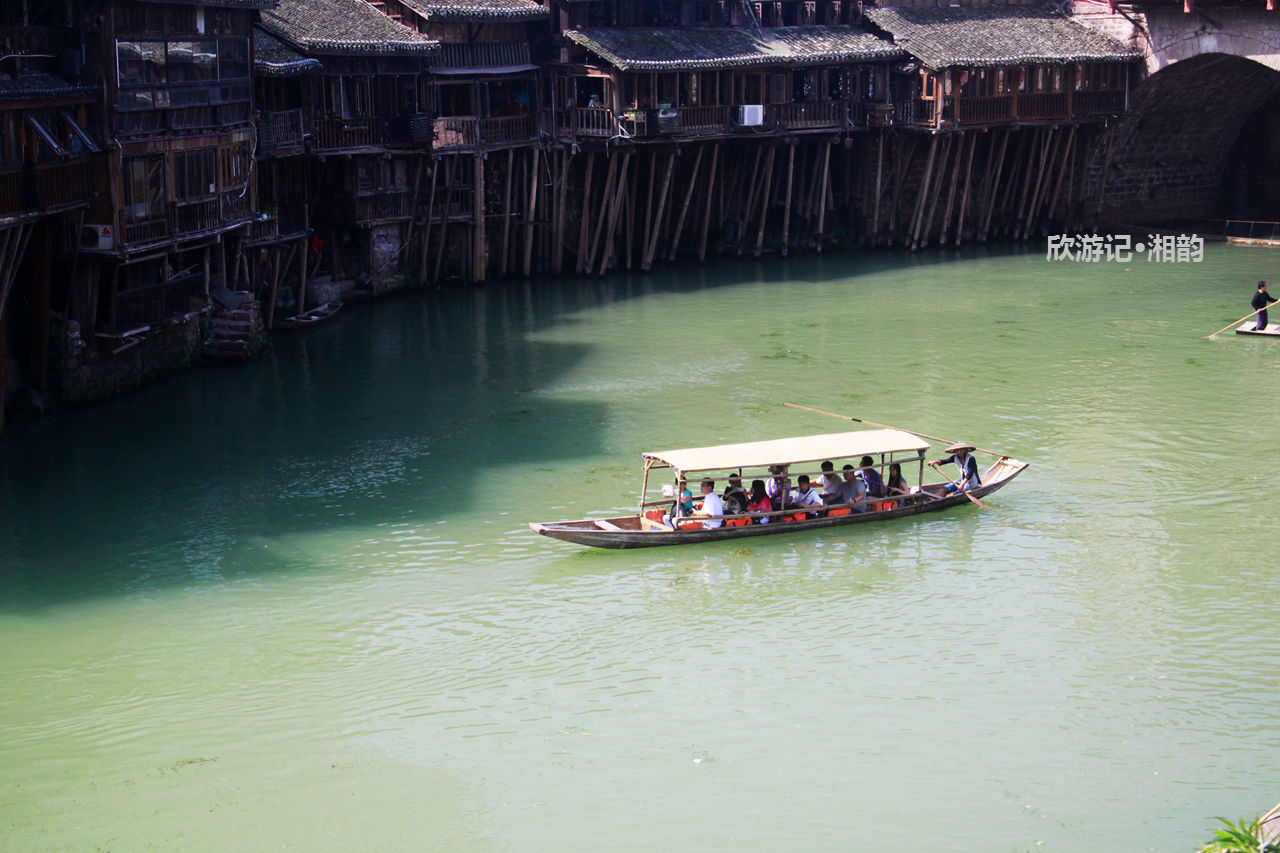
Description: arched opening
1087,53,1280,228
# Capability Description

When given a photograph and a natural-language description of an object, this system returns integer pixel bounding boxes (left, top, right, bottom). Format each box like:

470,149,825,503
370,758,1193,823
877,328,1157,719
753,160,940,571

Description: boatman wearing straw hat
930,442,980,494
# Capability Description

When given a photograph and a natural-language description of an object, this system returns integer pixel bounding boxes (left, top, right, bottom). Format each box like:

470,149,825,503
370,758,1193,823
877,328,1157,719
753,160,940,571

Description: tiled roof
565,25,901,71
132,0,277,7
864,7,1139,69
253,27,323,75
0,71,94,102
260,0,440,56
399,0,548,21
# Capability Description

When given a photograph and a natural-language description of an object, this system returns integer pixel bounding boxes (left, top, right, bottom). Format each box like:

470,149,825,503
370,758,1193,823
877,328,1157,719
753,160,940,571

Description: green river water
1,242,1277,852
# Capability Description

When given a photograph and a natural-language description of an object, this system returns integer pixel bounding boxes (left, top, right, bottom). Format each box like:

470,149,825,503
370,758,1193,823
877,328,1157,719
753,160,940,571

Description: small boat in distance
529,428,1028,549
276,301,342,330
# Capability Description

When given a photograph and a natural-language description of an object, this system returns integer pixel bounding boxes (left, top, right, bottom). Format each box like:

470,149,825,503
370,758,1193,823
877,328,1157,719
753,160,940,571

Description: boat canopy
643,429,930,474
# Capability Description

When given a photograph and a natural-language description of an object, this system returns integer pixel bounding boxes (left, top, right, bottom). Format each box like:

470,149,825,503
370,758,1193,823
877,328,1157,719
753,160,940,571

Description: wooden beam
939,131,965,245
587,150,618,274
500,148,515,278
954,131,978,247
574,150,595,275
642,151,677,271
668,144,705,261
753,144,777,258
523,148,539,277
598,150,632,275
908,134,939,251
698,142,721,262
780,143,796,258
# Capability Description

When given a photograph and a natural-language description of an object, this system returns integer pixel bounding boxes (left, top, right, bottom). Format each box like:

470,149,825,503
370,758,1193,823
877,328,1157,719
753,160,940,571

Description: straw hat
945,441,975,453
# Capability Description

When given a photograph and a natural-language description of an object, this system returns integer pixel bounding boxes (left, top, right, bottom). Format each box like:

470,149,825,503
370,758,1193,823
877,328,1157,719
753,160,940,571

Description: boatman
930,442,980,494
1252,281,1277,331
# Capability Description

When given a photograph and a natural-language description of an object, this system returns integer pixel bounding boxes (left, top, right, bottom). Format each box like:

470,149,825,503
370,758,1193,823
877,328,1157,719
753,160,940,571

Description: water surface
2,243,1277,852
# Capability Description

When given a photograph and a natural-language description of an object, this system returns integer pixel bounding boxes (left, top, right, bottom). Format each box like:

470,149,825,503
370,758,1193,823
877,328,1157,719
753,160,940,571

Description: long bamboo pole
783,403,1008,459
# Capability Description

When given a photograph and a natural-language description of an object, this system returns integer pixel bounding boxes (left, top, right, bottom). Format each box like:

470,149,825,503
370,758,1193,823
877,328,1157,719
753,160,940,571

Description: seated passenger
663,479,695,527
858,456,887,500
722,474,749,515
692,478,724,529
746,479,773,524
818,460,843,505
790,474,824,518
885,462,911,504
765,465,791,510
840,464,867,512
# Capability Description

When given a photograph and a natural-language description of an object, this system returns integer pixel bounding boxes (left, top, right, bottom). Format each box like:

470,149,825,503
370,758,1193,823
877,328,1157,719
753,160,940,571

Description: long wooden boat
530,429,1028,549
1235,321,1280,337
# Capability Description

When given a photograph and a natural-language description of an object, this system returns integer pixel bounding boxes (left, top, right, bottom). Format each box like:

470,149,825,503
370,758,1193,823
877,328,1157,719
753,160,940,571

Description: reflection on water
2,244,1279,852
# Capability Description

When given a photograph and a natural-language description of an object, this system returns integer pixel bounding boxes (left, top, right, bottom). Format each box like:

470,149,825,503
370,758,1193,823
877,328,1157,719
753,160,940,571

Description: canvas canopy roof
644,429,929,474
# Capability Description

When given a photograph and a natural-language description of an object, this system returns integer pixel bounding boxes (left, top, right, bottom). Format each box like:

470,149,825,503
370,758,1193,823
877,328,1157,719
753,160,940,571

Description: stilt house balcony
551,106,619,140
1071,89,1125,117
432,115,537,152
122,193,254,249
256,108,307,154
355,189,414,223
0,162,92,218
0,168,23,218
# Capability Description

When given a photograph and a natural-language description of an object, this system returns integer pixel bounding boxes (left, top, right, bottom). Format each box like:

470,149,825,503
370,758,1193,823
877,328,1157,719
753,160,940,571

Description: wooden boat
276,301,342,329
1235,321,1280,337
530,429,1028,549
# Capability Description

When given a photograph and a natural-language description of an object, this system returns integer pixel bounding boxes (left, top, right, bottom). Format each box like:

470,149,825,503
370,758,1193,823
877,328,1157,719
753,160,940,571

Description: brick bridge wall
1074,5,1280,226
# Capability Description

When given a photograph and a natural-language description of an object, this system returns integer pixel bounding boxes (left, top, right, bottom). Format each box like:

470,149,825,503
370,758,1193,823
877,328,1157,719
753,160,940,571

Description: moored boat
530,428,1028,549
276,301,342,330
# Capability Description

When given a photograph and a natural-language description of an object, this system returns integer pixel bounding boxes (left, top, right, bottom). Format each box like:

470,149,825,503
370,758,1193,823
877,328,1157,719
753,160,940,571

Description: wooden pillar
939,132,966,246
575,150,595,275
698,143,721,262
434,154,458,284
522,148,539,278
954,131,978,246
1046,124,1077,227
871,131,885,243
908,134,940,250
780,142,796,257
668,144,705,262
472,153,486,281
753,144,777,258
815,140,831,253
554,148,571,275
598,150,632,275
500,149,515,278
587,151,619,274
980,128,1011,242
642,151,676,271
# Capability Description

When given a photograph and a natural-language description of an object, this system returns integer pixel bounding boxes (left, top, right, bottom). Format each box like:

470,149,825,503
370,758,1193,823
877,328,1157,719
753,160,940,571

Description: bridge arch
1088,52,1280,227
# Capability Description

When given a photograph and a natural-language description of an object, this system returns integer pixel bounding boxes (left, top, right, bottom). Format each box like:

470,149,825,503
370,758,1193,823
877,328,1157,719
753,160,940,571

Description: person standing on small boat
1252,281,1277,331
692,478,724,529
930,442,980,493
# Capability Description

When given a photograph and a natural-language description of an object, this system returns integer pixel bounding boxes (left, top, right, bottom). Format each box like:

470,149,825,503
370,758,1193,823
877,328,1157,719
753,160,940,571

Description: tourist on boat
790,475,824,517
885,462,911,507
858,456,886,499
931,442,981,493
839,464,867,512
692,478,724,529
747,479,772,524
818,461,843,505
766,465,792,510
1252,281,1277,331
722,475,749,515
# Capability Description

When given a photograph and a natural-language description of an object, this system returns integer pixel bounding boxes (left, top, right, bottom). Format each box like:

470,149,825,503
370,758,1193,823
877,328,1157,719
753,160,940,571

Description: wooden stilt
920,134,953,250
980,128,1011,242
815,140,832,253
553,149,569,275
523,148,539,277
668,144,705,261
954,131,978,247
699,142,721,262
420,156,439,283
574,150,595,275
908,134,939,251
473,153,486,281
498,149,514,277
871,131,885,243
1046,124,1076,228
642,150,657,264
779,143,796,257
939,131,965,246
598,150,632,275
625,153,637,269
753,145,777,257
434,154,458,284
738,145,765,253
642,151,677,271
587,150,618,274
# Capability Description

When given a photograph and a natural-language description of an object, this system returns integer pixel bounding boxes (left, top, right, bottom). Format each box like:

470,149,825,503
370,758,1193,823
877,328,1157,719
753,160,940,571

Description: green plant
1199,816,1277,853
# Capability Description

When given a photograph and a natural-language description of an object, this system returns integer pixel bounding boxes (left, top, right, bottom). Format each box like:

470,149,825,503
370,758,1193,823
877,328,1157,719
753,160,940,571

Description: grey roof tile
398,0,549,22
253,26,323,75
260,0,440,56
864,6,1139,69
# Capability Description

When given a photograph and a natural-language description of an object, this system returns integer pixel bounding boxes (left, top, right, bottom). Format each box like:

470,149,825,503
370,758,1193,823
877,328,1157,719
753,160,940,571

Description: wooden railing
356,190,414,222
433,115,536,150
555,107,616,137
774,101,842,129
125,218,169,245
247,213,278,244
955,95,1014,125
257,108,305,153
222,191,252,223
1018,92,1069,120
1072,90,1125,116
677,105,730,133
313,117,377,151
0,167,27,216
173,198,220,233
33,161,91,209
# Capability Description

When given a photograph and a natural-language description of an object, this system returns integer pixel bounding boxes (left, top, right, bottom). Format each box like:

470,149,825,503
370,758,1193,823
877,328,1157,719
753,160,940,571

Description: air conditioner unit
80,224,114,251
738,104,764,127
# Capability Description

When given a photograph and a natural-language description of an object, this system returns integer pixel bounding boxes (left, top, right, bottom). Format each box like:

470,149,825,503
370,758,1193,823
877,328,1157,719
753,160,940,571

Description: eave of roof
398,0,549,22
565,25,901,72
253,26,323,75
863,6,1139,70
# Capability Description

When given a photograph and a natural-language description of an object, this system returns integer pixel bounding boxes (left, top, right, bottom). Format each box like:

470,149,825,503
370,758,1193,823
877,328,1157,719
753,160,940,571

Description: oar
1207,304,1273,338
784,403,1006,459
927,461,993,510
